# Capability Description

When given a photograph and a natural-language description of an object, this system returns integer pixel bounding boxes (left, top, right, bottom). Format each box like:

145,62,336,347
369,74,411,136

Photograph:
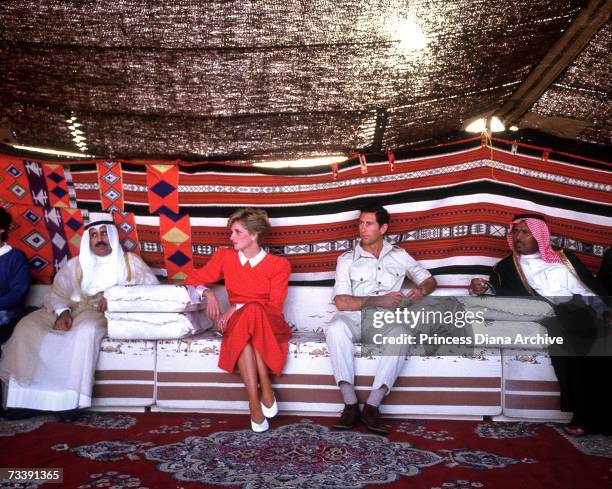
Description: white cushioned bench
21,284,570,421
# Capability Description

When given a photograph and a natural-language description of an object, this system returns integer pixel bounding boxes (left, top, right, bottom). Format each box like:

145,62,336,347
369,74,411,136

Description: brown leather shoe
333,403,360,429
361,403,389,435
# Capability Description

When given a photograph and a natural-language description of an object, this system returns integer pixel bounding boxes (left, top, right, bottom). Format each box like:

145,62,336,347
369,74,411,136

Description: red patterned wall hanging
112,211,140,255
97,161,124,212
42,163,71,208
23,160,52,208
2,137,611,285
8,204,54,283
147,164,179,214
43,206,71,273
0,158,34,206
160,211,192,282
60,207,85,257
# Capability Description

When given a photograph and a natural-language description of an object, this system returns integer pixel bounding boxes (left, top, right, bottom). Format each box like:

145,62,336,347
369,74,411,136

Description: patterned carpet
1,412,611,488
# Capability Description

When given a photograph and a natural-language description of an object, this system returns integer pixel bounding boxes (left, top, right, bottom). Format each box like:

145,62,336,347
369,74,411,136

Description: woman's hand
203,289,221,321
216,305,236,334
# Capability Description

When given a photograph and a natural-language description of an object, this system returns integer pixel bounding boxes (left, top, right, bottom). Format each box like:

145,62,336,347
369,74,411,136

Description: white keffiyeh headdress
79,218,128,296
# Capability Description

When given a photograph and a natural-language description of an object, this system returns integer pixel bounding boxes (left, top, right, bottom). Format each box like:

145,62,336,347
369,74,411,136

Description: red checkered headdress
507,214,562,264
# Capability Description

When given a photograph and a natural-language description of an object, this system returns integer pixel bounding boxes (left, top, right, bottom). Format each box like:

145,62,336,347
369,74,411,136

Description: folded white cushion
458,296,555,321
104,284,203,312
105,311,212,339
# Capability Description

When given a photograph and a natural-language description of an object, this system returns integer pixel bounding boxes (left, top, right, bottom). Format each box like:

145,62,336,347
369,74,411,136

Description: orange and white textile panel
1,140,610,286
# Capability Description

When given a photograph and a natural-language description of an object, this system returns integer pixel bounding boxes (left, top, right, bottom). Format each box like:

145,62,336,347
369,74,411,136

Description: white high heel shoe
261,397,278,418
251,417,269,433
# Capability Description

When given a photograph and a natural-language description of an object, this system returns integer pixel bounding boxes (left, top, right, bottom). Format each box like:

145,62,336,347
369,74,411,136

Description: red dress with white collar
185,247,292,374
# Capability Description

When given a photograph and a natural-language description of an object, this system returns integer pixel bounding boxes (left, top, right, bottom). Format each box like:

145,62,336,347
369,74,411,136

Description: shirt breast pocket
349,268,367,286
380,266,404,289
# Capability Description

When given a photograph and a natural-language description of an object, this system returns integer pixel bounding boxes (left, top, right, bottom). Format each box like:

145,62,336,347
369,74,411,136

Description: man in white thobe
0,217,157,415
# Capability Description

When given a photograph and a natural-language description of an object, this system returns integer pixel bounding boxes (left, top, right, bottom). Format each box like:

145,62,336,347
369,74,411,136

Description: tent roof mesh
0,0,608,161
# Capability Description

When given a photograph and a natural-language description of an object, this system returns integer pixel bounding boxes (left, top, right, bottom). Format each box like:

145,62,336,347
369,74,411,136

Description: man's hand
470,278,488,296
53,310,73,331
216,305,236,334
365,291,404,309
203,289,221,321
406,286,425,304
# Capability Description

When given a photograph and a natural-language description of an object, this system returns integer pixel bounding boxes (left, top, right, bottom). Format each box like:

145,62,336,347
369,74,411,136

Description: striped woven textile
1,139,610,286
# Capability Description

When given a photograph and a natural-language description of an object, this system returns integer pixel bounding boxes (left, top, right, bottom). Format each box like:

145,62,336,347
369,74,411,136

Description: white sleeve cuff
195,285,208,300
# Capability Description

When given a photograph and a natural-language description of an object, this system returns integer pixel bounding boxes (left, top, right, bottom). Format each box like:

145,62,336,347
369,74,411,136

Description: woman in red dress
185,208,291,432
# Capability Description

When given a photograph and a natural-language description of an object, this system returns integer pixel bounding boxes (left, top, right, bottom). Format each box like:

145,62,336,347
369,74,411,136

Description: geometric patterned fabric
5,202,54,283
0,157,33,205
146,164,179,215
97,161,124,212
112,211,140,255
1,138,610,285
160,211,192,283
60,208,85,257
24,160,51,208
42,163,70,208
43,206,70,273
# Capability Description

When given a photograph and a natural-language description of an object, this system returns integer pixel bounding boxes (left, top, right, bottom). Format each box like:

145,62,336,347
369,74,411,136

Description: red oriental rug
1,412,611,488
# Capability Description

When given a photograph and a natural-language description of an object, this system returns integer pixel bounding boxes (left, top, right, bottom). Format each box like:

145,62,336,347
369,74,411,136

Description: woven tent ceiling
0,0,610,162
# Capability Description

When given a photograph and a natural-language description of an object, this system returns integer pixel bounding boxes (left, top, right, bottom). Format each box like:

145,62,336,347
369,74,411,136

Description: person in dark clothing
0,206,32,417
597,248,612,300
470,213,611,436
0,207,31,348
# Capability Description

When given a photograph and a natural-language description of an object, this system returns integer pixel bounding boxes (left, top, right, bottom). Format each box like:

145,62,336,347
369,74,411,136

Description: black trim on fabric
289,280,335,287
546,152,611,171
508,129,611,169
75,200,103,211
119,180,611,218
122,163,148,172
177,267,491,287
285,265,493,286
176,159,356,175
286,266,494,286
429,265,493,276
68,163,97,172
492,139,611,171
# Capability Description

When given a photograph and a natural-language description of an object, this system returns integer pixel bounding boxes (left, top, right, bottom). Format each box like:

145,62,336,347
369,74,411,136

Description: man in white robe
0,217,158,414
